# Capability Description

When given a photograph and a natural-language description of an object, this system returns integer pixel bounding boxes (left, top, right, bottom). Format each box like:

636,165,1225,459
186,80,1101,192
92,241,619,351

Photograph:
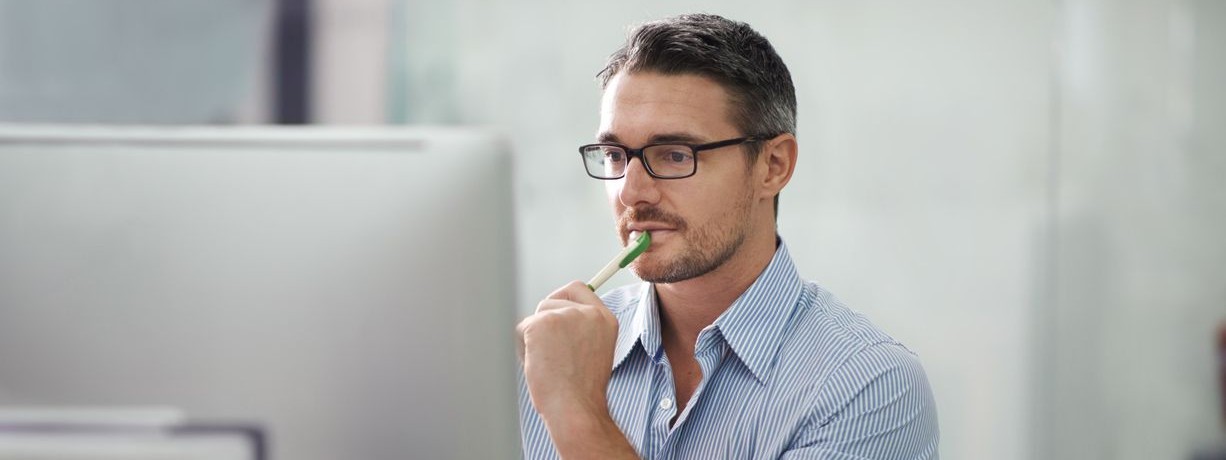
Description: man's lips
626,223,677,233
625,226,676,250
633,229,674,242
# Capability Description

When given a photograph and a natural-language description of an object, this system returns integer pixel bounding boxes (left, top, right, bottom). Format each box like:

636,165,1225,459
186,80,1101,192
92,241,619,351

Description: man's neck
654,231,778,350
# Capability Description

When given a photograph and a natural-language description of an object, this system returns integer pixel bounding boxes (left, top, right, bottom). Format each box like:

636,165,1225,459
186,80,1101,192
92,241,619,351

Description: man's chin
630,258,697,285
629,258,671,284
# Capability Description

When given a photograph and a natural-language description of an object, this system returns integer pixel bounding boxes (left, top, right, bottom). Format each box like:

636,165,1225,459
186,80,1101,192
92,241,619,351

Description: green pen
587,231,652,291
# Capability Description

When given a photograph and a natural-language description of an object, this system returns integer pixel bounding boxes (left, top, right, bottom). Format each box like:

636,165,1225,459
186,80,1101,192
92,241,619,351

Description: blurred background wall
1,0,1223,458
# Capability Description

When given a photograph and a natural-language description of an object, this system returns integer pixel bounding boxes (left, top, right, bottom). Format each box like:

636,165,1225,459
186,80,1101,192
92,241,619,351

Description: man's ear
757,133,798,200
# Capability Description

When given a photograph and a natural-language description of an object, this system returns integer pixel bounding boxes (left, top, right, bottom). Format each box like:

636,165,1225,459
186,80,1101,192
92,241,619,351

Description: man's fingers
519,281,618,368
515,318,529,362
546,280,605,305
521,299,594,354
535,297,577,314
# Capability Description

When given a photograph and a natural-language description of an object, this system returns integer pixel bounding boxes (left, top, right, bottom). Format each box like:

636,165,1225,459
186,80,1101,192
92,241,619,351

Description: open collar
610,239,804,385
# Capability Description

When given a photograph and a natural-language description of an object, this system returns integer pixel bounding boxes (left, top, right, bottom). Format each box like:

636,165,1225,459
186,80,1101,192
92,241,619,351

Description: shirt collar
612,283,656,370
610,238,805,384
711,239,804,383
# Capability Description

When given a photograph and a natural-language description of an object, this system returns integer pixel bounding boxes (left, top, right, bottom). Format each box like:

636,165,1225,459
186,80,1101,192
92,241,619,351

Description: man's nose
618,156,660,207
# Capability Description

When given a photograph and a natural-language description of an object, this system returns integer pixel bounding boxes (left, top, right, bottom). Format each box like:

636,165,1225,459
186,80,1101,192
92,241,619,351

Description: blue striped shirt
520,239,939,459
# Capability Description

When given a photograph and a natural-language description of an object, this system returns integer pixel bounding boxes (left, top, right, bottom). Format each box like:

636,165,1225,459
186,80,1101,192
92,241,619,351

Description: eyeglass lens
582,145,696,179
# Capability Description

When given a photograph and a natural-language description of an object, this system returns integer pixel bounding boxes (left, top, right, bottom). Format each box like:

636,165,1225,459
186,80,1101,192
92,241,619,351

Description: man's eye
666,151,693,163
605,150,625,162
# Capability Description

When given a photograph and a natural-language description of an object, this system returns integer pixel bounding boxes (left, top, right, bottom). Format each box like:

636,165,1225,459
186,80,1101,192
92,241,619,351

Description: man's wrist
541,401,637,459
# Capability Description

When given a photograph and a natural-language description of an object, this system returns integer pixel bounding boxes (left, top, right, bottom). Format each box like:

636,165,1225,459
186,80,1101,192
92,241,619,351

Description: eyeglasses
578,137,764,180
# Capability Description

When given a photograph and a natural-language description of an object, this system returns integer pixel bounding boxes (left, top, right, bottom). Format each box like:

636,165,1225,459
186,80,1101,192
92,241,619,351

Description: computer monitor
0,126,519,459
0,410,265,460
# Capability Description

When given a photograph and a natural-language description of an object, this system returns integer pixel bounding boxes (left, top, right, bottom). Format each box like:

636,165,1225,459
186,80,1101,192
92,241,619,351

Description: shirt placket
647,351,676,459
658,336,729,459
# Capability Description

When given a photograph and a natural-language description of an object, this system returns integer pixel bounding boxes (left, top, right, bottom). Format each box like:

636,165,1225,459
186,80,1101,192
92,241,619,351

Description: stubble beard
619,188,755,284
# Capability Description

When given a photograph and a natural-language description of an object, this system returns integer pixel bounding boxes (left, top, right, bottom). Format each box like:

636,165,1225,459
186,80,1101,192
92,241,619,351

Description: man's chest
604,351,813,460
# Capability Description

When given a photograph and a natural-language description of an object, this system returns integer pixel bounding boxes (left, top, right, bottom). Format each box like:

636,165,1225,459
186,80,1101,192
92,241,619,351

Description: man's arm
517,281,639,459
781,343,940,460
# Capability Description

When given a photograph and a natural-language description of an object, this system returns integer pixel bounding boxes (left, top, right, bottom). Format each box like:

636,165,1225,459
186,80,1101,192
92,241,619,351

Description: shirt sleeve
780,343,940,460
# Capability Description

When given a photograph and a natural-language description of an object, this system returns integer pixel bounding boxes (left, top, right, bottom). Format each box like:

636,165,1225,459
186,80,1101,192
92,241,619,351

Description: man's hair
597,14,796,216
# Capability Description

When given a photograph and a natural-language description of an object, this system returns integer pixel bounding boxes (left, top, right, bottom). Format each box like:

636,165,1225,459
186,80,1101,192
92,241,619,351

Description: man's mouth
619,207,686,246
624,226,677,249
627,223,677,234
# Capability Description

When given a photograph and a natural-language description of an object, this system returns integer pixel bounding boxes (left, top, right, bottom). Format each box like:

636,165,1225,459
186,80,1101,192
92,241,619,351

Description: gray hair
597,14,797,144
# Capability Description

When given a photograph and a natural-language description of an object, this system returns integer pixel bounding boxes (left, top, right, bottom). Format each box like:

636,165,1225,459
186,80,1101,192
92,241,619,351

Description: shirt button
659,398,674,410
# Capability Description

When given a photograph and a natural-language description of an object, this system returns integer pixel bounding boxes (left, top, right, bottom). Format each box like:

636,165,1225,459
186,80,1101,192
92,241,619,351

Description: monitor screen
0,422,263,460
0,126,519,459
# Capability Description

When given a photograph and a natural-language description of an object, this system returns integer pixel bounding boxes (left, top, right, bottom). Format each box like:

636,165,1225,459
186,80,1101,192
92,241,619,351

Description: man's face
598,71,757,284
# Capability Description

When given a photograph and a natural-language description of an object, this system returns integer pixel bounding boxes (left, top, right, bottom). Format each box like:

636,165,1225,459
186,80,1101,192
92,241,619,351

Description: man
517,14,939,459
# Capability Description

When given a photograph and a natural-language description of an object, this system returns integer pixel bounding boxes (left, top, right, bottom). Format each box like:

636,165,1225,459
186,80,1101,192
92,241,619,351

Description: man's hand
517,281,618,417
517,281,638,459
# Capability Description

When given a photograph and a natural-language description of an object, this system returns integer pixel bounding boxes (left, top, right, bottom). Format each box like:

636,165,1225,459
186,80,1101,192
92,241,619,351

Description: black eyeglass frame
578,136,766,180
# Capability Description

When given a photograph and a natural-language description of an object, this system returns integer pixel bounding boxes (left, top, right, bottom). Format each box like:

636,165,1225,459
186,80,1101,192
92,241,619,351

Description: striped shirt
520,239,939,459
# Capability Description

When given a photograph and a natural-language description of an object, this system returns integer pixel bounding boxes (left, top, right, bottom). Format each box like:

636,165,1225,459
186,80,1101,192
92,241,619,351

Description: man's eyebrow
594,132,706,145
596,132,621,144
648,133,705,144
